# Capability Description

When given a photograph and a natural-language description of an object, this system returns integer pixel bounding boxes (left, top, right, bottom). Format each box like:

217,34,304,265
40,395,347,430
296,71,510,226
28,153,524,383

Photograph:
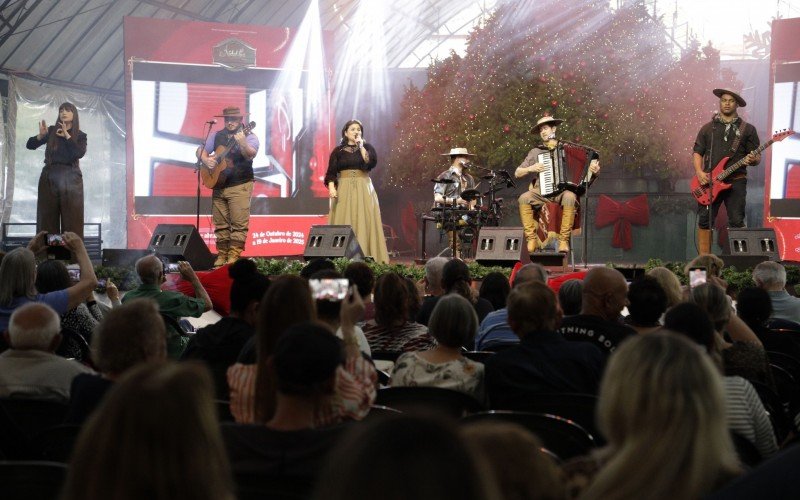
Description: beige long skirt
329,169,390,263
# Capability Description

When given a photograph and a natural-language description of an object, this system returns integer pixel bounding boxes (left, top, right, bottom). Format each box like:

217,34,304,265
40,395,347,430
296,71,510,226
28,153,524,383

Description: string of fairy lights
386,1,732,189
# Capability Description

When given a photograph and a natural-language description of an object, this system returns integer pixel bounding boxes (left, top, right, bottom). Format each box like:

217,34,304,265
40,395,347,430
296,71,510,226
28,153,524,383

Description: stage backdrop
123,17,334,257
767,17,800,261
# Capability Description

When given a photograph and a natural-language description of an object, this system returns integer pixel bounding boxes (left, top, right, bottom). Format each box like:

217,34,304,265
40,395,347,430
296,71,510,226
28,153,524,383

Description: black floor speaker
475,227,530,267
304,225,364,261
727,228,779,260
147,224,214,270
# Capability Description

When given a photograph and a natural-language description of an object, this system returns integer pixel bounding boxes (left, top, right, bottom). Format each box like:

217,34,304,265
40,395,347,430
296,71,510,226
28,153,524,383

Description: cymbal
431,178,455,184
460,188,483,201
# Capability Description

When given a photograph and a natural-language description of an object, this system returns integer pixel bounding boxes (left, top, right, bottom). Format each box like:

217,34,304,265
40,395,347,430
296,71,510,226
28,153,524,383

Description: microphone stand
195,122,216,231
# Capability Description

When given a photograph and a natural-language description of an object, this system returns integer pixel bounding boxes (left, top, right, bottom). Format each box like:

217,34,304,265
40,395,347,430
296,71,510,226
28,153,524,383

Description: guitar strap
728,119,747,156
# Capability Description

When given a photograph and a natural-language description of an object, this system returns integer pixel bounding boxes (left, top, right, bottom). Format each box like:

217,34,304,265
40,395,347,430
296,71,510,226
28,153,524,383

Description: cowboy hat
531,116,564,134
214,106,249,117
440,147,476,157
712,88,746,107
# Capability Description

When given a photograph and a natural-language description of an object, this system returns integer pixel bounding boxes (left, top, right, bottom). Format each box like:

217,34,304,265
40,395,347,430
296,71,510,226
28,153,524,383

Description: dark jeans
37,163,84,240
697,177,746,229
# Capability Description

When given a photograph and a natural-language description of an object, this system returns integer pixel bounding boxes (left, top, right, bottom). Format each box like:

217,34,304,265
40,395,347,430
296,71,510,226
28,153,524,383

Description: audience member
737,286,800,359
485,282,605,408
558,278,583,317
181,260,269,398
416,259,494,326
300,258,336,280
0,232,97,332
222,323,350,486
624,276,667,334
312,414,501,500
416,256,448,324
475,263,548,351
344,261,376,323
567,333,740,500
663,303,778,459
61,362,235,500
690,283,769,385
65,299,167,424
753,261,800,325
363,272,434,352
646,266,684,309
685,253,725,280
122,256,212,358
0,302,93,401
35,259,108,345
559,267,635,355
479,272,511,311
228,276,376,425
462,421,566,500
310,269,371,354
392,294,485,402
403,276,423,321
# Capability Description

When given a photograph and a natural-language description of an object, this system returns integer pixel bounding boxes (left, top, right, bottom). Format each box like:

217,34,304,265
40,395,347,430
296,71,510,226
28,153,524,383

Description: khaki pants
518,182,577,209
212,181,253,246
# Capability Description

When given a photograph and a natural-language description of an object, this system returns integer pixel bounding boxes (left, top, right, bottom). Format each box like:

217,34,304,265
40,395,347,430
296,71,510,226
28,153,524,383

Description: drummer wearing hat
201,106,259,267
433,148,479,258
692,88,760,254
516,116,600,253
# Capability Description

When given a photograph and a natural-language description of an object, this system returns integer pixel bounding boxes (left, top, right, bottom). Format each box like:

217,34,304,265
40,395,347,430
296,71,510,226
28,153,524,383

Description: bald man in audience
0,302,93,401
474,263,548,351
558,267,635,355
122,255,212,359
484,282,605,407
753,261,800,326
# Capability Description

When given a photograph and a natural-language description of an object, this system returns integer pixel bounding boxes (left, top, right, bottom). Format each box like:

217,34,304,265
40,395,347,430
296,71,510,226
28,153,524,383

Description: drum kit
430,163,515,258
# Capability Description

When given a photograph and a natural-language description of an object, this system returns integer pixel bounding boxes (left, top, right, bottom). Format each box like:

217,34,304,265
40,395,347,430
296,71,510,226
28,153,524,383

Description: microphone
206,119,217,124
547,133,556,140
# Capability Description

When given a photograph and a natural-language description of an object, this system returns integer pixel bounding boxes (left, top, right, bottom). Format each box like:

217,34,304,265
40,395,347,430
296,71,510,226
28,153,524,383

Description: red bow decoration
594,194,650,250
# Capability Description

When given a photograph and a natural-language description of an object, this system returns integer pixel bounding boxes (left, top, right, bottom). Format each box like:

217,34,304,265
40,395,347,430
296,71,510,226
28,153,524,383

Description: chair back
0,460,69,500
216,399,234,422
768,364,800,416
234,473,310,500
461,411,595,460
376,386,484,419
370,351,402,363
766,351,800,381
750,381,793,442
497,392,603,445
31,424,82,463
362,404,402,423
55,328,92,366
0,398,69,438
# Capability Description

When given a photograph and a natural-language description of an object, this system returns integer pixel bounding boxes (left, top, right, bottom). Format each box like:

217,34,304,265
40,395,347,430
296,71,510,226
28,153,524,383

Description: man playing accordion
515,116,600,253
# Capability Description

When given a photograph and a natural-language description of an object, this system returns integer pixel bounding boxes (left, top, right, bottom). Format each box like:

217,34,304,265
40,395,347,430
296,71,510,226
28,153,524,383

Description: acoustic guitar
200,121,256,189
690,129,794,205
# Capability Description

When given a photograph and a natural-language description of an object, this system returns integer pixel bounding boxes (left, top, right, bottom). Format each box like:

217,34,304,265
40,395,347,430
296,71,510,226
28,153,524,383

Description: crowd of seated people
5,243,800,499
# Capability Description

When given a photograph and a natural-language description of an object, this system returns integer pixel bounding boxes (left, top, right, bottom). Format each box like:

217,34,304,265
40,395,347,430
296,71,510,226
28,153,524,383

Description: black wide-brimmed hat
712,88,747,107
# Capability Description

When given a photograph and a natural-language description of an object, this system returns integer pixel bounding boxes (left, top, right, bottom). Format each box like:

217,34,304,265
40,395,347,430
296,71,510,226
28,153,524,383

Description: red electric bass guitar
691,129,795,205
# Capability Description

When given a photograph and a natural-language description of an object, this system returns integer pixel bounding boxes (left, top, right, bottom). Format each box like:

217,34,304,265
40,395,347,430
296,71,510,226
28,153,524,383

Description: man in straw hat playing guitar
692,88,760,255
200,106,259,267
516,116,600,253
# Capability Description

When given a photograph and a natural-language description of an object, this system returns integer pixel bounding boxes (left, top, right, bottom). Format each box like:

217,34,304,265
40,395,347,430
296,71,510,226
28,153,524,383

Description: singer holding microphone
516,116,600,253
324,119,389,263
26,102,88,240
200,106,259,267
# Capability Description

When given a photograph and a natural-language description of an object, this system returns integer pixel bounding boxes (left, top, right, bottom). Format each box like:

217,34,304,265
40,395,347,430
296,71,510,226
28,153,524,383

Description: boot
213,242,229,268
558,205,577,253
697,228,712,255
519,203,541,253
226,241,245,264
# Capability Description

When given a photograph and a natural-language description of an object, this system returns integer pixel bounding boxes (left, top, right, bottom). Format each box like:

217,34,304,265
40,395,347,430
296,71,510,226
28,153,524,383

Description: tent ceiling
0,0,480,100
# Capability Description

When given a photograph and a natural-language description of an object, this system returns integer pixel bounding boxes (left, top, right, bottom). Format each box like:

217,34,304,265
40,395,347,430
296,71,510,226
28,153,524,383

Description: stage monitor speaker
720,254,771,270
102,248,151,268
304,225,364,261
475,227,530,267
147,224,214,270
727,228,779,259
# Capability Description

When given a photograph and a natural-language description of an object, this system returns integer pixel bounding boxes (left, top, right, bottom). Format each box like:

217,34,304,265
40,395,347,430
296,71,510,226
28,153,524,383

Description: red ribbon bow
594,194,650,250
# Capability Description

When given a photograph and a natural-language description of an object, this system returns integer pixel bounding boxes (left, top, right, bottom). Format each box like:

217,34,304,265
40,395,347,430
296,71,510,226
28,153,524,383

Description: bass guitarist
201,106,259,267
692,88,760,255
